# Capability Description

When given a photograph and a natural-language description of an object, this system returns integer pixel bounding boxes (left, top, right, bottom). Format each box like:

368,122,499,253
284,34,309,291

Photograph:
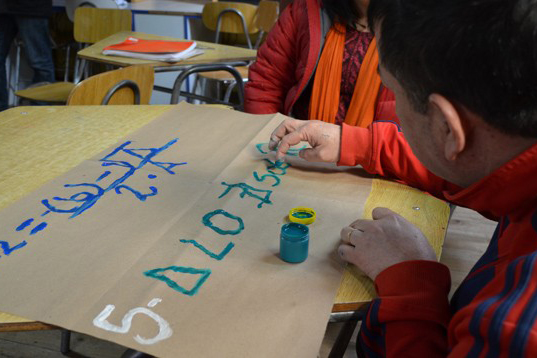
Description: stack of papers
102,37,204,63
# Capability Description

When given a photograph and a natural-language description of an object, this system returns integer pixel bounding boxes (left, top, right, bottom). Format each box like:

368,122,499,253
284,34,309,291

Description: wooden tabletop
0,105,450,330
77,31,258,70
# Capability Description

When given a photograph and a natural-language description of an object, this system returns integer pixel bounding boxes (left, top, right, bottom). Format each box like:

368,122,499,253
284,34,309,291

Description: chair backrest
66,65,154,105
74,7,132,44
202,2,259,35
252,0,279,48
65,0,122,21
255,0,279,33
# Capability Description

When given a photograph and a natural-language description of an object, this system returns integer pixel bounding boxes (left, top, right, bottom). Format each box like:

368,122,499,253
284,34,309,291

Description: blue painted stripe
16,218,34,231
0,240,27,256
29,222,47,235
485,254,537,357
509,253,537,356
468,256,525,357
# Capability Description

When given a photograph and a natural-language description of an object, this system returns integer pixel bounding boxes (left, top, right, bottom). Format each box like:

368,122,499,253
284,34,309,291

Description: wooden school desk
78,31,258,107
129,0,208,17
0,105,450,354
52,0,208,32
53,0,207,18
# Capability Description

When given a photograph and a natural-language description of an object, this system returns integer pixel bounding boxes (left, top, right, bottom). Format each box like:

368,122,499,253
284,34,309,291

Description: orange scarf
309,23,382,127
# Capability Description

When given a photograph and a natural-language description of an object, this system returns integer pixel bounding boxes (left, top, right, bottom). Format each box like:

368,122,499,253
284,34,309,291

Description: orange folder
104,37,196,54
102,37,202,62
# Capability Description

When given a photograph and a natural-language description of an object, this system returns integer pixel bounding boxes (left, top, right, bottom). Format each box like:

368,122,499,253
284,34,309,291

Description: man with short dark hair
0,0,55,111
269,0,537,355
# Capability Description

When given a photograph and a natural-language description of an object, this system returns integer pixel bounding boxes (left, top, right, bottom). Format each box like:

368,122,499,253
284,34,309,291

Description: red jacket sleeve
360,261,451,356
337,121,461,200
374,87,398,124
338,122,457,356
244,1,300,114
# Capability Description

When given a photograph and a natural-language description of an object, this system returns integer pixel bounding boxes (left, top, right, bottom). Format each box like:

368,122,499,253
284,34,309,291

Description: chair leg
74,44,88,84
12,40,21,107
83,60,89,80
64,45,71,82
60,329,71,355
192,75,199,93
223,80,236,103
216,80,221,101
73,43,82,83
191,75,201,104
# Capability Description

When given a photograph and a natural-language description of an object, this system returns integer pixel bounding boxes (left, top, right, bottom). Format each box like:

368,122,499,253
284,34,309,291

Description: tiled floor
0,206,496,358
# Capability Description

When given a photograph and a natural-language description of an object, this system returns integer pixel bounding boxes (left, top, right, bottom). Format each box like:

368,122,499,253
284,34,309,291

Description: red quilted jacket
245,0,396,122
340,122,537,356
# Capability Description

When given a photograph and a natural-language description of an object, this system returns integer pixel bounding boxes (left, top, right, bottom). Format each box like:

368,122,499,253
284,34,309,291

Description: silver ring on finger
348,228,364,244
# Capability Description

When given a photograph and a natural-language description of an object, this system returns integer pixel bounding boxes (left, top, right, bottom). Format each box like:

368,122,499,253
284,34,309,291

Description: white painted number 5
92,298,172,345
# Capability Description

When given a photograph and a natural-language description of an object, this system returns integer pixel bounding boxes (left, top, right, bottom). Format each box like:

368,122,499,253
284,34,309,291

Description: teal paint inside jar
292,211,313,219
280,223,309,263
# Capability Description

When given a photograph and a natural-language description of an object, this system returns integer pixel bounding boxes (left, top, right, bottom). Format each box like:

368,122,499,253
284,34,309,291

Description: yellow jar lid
288,207,316,225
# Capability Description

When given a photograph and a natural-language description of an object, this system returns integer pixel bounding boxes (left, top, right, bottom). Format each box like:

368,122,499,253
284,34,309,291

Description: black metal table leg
60,329,71,355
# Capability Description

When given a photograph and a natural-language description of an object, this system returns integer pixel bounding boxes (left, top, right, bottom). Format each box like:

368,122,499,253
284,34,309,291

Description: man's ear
428,94,466,161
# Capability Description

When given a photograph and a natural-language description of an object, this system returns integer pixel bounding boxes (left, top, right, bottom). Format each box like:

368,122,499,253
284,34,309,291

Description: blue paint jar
280,223,309,263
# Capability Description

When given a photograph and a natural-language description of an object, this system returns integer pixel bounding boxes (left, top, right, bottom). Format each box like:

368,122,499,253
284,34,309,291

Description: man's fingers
341,227,353,245
268,119,302,150
338,244,355,262
275,129,307,160
372,207,398,220
269,119,340,162
268,135,280,151
340,226,364,246
348,218,368,230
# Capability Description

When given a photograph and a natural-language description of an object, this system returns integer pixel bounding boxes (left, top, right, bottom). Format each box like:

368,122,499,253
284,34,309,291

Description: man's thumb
298,148,319,162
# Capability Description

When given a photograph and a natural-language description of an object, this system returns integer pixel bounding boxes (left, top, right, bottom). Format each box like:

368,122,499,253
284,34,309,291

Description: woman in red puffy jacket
244,0,396,127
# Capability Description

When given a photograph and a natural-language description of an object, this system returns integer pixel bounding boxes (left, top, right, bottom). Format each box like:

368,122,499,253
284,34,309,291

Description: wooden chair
201,1,260,49
67,65,154,105
253,0,280,48
15,7,132,105
195,1,279,104
65,0,126,21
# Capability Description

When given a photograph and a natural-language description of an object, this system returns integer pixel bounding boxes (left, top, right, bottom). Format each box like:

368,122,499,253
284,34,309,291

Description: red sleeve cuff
375,260,451,296
337,123,372,167
374,260,452,324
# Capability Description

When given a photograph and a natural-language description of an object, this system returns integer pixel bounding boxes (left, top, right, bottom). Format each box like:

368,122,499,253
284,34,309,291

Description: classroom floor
0,206,496,358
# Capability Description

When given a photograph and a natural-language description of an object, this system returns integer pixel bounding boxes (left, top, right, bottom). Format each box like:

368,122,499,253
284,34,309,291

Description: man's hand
268,118,342,162
339,207,436,280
